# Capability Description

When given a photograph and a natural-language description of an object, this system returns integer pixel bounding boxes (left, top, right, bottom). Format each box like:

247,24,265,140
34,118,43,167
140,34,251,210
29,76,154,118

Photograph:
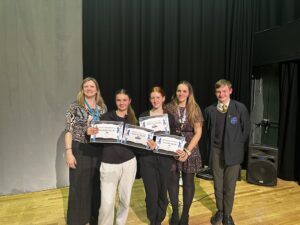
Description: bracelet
65,148,72,151
184,148,192,156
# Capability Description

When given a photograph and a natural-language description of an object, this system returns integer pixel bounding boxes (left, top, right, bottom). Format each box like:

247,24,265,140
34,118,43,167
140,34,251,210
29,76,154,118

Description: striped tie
222,104,228,113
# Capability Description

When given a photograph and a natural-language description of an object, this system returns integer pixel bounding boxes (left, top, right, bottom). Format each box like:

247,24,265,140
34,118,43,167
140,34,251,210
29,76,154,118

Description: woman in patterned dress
65,77,107,225
165,81,204,225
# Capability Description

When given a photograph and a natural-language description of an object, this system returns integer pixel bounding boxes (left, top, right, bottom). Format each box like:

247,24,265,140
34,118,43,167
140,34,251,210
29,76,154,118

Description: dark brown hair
115,89,138,125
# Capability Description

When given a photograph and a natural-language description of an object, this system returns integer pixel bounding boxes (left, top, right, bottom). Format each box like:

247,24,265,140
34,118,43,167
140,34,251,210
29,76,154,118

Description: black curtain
253,0,300,183
82,0,255,114
254,0,300,32
278,62,300,184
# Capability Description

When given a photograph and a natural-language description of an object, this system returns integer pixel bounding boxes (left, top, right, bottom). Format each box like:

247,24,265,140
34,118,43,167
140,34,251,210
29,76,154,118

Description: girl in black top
98,89,141,225
139,87,177,225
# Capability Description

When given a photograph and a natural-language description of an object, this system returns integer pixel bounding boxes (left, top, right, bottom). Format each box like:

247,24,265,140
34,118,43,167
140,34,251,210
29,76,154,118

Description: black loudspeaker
247,145,278,186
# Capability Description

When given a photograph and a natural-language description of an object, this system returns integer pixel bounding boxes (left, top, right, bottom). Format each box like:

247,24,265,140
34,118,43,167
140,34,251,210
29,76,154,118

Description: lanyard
177,107,187,131
84,99,99,122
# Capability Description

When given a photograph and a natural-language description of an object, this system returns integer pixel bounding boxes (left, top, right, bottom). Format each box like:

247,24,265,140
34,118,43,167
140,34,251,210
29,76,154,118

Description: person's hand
66,150,77,169
176,149,188,162
87,127,99,135
176,149,185,157
147,139,157,150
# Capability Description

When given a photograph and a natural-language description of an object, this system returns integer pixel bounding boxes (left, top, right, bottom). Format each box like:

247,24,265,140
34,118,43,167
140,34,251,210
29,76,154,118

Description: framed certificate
122,124,154,150
139,113,170,134
90,121,124,143
154,134,186,156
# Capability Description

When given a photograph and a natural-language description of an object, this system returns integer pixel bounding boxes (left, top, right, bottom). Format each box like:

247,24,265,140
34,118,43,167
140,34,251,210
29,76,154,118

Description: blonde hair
215,79,232,89
171,81,201,125
115,89,138,125
76,77,105,110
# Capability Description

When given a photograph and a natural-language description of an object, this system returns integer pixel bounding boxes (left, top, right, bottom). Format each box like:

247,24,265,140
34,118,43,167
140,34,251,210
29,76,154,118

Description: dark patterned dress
165,103,204,173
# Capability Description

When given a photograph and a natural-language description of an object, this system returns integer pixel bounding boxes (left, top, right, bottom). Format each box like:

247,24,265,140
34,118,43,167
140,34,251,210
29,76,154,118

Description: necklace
177,107,187,136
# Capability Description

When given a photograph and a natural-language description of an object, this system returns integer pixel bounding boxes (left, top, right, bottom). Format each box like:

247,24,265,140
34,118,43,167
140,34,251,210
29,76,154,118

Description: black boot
210,210,223,225
222,215,235,225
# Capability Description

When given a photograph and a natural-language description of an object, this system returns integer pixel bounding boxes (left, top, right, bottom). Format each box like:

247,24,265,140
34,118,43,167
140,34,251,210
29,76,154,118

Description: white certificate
154,134,186,156
90,121,123,143
122,124,154,150
139,114,170,134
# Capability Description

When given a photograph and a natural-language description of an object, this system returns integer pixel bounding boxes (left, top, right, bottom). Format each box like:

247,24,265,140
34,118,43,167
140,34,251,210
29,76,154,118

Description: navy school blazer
204,100,250,166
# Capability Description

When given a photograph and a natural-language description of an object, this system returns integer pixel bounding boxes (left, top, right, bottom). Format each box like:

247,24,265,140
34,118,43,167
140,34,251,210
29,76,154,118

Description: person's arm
185,122,202,153
65,131,77,169
64,105,77,169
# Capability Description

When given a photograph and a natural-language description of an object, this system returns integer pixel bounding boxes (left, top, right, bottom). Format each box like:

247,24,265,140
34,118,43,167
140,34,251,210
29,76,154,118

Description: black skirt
67,141,101,225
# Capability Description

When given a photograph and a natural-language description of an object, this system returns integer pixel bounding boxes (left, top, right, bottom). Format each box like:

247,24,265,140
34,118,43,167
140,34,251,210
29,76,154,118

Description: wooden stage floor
1,171,300,225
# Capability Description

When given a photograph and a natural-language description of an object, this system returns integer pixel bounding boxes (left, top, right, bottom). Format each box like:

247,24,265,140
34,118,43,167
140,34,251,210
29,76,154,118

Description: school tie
217,103,228,113
222,104,228,113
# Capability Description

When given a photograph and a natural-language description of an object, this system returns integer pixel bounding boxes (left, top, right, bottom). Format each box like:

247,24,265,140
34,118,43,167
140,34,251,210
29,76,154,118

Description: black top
213,110,227,148
101,110,136,164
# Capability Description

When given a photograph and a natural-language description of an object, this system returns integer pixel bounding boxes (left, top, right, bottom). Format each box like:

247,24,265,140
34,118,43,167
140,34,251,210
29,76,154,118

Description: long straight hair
115,89,138,125
171,81,201,125
76,77,105,109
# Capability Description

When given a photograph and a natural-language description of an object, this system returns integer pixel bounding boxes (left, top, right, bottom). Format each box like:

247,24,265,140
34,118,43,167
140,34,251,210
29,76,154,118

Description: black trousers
140,154,173,225
211,146,240,216
67,141,101,225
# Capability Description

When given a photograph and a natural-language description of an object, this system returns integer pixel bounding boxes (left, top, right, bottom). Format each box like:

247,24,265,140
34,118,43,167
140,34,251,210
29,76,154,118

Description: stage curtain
278,61,300,184
82,0,255,113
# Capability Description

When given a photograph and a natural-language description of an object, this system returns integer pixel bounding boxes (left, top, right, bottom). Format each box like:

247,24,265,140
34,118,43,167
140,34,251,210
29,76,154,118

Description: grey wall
0,0,82,195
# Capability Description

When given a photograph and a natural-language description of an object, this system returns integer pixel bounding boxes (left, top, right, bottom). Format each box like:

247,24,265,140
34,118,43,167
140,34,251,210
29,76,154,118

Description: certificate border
154,134,186,156
90,121,124,143
122,124,154,150
139,113,170,134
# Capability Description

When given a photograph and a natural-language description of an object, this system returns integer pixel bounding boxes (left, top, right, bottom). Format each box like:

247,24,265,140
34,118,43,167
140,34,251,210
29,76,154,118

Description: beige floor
1,172,300,225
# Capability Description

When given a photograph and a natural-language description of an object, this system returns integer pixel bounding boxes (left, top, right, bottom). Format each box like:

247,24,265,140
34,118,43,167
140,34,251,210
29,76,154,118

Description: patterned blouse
65,101,107,143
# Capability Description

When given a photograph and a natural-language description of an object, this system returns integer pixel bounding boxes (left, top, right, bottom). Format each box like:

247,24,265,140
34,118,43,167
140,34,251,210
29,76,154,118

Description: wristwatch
184,148,192,156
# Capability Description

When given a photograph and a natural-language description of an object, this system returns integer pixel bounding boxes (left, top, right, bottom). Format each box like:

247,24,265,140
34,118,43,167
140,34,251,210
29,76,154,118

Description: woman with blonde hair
165,81,204,225
65,77,107,225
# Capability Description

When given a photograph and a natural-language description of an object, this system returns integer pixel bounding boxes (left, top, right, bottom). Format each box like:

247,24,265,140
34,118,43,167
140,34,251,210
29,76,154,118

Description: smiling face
215,84,232,104
150,91,165,110
176,84,189,105
115,93,131,112
83,80,98,99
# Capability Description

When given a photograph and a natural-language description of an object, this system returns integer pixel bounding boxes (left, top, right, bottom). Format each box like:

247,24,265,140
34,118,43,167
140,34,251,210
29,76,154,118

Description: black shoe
196,168,213,180
222,215,235,225
210,210,223,225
